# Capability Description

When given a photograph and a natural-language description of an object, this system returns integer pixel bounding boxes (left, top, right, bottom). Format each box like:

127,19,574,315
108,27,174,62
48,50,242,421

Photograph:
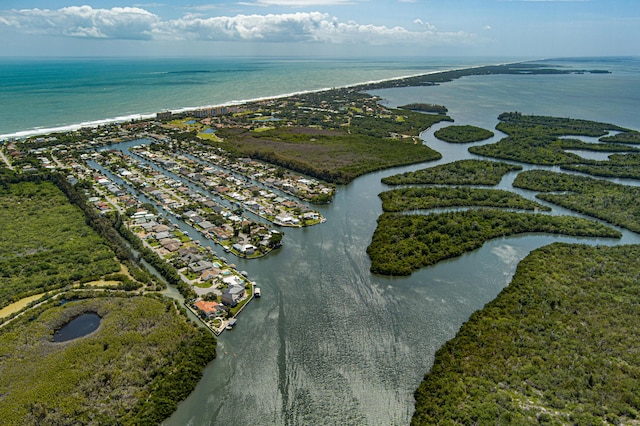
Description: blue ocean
0,56,508,139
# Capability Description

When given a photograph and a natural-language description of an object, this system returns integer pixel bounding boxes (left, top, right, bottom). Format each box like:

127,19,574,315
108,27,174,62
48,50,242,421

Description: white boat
254,287,261,298
226,318,237,330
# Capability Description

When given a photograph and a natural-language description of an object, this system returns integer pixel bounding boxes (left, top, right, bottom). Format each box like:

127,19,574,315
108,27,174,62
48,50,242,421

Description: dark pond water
53,312,101,342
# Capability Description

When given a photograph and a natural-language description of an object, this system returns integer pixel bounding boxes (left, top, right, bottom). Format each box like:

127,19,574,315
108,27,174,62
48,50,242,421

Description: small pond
53,312,101,342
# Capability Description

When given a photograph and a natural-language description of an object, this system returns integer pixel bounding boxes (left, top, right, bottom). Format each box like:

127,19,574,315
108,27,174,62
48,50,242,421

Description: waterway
149,59,640,425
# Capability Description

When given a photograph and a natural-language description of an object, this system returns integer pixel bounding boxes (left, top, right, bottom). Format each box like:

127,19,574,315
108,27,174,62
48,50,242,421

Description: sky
0,0,638,58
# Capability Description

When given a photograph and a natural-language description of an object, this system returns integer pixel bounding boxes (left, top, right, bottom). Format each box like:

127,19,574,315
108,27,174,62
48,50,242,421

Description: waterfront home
182,210,198,219
154,224,170,233
232,243,257,255
198,220,215,231
211,226,233,241
194,300,223,318
303,212,320,221
221,284,245,307
178,246,199,257
275,213,300,226
222,275,243,287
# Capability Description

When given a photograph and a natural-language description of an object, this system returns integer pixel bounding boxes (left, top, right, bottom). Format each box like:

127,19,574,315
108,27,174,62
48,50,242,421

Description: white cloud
153,12,329,42
483,25,492,30
0,6,476,46
1,6,158,39
414,19,438,32
239,0,358,6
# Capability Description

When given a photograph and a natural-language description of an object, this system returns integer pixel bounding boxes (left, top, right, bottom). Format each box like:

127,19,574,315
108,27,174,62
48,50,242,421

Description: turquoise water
0,56,507,138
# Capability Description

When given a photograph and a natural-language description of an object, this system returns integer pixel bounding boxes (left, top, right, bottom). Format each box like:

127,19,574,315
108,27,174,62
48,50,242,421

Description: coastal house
182,210,198,219
194,300,223,318
154,224,170,233
155,231,171,240
164,242,182,253
232,243,257,255
275,213,300,226
199,268,222,282
211,226,234,241
178,246,199,257
221,284,245,307
190,259,213,274
191,215,206,224
222,275,243,287
303,212,319,221
198,220,215,230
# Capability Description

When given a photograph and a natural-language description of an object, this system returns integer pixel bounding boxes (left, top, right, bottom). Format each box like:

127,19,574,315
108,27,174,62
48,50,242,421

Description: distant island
353,63,611,90
434,124,494,143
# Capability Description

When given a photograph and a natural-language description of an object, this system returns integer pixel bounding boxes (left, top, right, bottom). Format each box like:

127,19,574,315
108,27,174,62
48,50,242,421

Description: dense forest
379,187,550,213
495,112,628,137
513,170,640,233
599,131,640,144
398,103,448,114
0,174,215,424
0,294,216,425
381,159,522,186
562,152,640,180
412,243,640,425
433,125,494,143
469,113,638,166
367,210,619,276
0,180,119,308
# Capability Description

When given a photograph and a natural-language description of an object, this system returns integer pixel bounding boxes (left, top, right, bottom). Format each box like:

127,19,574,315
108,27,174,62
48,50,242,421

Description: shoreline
0,61,521,141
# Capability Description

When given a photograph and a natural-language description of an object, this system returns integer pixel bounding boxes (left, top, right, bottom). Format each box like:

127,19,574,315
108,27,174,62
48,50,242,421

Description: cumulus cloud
0,6,476,46
1,6,158,39
153,12,329,42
